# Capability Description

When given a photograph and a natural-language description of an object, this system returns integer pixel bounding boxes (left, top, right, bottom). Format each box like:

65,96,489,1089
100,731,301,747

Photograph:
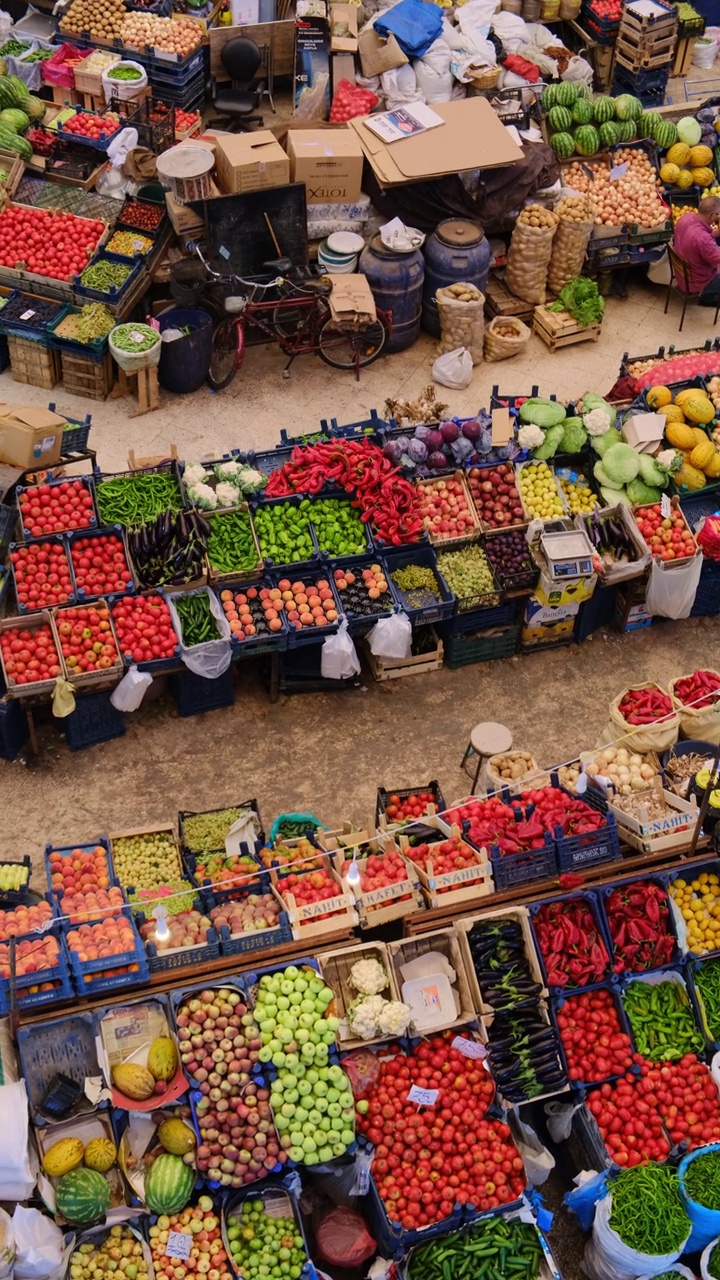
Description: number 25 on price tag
407,1084,439,1107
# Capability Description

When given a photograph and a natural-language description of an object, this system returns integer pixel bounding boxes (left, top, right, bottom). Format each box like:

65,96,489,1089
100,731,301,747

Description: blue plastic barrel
422,219,491,337
157,307,213,394
358,235,424,353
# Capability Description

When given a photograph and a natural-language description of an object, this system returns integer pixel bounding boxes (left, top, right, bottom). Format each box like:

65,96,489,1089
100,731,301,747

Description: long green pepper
694,957,720,1040
708,1244,720,1280
174,593,219,646
623,978,704,1062
96,473,182,527
608,1164,690,1255
253,502,314,564
407,1217,543,1280
683,1150,720,1210
207,510,259,575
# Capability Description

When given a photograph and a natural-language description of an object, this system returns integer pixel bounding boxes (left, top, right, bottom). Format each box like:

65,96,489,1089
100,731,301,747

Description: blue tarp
374,0,443,58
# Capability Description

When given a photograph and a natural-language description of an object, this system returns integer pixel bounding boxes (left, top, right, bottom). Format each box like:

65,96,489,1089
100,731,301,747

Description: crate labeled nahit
331,834,425,928
399,817,494,910
271,854,358,941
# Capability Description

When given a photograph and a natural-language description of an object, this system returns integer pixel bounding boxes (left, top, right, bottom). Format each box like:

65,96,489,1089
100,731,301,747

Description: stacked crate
612,0,678,107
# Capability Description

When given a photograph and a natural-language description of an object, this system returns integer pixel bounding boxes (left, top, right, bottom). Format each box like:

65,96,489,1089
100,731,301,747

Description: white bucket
101,59,148,102
156,143,214,204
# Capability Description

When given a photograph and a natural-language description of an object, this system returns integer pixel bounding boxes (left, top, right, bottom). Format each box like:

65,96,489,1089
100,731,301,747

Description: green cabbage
626,478,662,505
582,393,617,427
602,442,641,485
600,485,632,507
534,423,566,460
637,453,668,489
560,417,587,453
519,398,567,428
677,115,702,146
592,426,622,457
594,459,623,490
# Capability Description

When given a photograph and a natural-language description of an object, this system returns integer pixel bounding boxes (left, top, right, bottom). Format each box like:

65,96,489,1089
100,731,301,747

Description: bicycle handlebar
187,241,320,297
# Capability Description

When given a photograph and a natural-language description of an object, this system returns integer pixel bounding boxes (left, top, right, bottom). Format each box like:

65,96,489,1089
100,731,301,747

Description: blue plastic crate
361,1167,463,1258
66,524,135,603
170,665,235,717
580,5,620,42
662,859,720,962
273,568,345,648
56,107,124,151
551,982,637,1092
599,877,681,974
16,1009,103,1124
63,690,126,751
0,926,74,1016
555,809,622,873
529,891,614,993
65,906,149,996
385,546,454,625
251,494,321,576
52,407,92,456
277,425,332,449
9,533,77,615
75,255,143,305
134,903,221,973
0,503,17,554
223,1181,313,1279
16,475,98,543
207,887,293,956
692,557,720,617
490,837,557,891
44,837,113,894
307,492,373,563
320,409,390,439
0,693,27,761
618,964,705,1062
168,974,250,1026
687,955,720,1050
680,490,720,532
446,597,519,634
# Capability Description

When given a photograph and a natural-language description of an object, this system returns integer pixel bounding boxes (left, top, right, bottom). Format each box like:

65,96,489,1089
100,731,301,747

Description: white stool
461,721,513,793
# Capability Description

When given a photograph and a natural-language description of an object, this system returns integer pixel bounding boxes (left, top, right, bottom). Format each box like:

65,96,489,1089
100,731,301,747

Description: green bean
111,322,158,351
407,1217,543,1280
683,1150,720,1209
709,1243,720,1280
608,1164,690,1255
207,511,259,575
81,261,131,292
95,473,182,527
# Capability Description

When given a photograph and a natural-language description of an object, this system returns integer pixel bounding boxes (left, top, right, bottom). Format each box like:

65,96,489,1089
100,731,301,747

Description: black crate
441,622,520,669
692,557,720,617
0,693,27,761
575,584,619,642
118,96,176,153
63,690,125,751
170,666,235,717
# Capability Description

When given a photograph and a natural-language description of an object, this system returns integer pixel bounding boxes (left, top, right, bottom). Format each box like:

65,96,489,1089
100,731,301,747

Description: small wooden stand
111,364,160,416
533,304,602,350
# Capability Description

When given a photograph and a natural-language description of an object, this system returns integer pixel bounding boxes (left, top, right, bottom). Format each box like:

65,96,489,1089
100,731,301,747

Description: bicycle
187,245,390,391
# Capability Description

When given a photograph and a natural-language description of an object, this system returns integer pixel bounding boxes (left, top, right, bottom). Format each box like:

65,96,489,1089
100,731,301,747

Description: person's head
698,196,720,225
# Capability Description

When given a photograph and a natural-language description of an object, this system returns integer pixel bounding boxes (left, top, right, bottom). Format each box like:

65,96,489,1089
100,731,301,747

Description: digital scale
540,529,595,581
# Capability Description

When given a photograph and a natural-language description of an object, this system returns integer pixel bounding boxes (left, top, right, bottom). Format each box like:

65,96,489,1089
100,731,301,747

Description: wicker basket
472,66,501,89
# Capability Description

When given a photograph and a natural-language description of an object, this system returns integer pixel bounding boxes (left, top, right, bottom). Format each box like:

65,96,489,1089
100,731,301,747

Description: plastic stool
461,721,513,793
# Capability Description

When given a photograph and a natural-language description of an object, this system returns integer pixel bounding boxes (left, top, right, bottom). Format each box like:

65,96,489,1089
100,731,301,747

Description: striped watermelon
5,76,29,105
25,95,46,122
550,131,575,159
614,93,643,121
593,96,616,123
0,109,29,134
144,1154,194,1214
599,121,620,147
55,1169,110,1225
555,81,579,107
615,120,637,143
0,79,17,111
654,119,678,148
0,128,31,160
574,125,600,156
542,83,559,110
572,98,593,125
637,111,661,139
548,105,573,132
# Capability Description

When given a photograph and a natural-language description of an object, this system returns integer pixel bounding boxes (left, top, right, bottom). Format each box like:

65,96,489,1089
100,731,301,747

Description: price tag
610,161,629,181
130,330,145,345
451,1035,486,1059
20,309,35,321
165,1234,191,1261
132,238,146,251
219,245,230,260
407,1085,439,1107
661,493,671,518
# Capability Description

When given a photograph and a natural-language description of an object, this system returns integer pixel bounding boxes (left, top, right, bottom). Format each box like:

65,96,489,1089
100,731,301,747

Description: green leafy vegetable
548,277,605,327
560,417,588,453
602,442,641,485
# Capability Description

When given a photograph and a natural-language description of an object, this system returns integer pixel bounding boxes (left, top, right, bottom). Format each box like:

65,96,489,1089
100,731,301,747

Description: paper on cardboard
213,130,289,194
622,410,666,455
348,98,523,186
0,405,65,470
330,3,358,52
358,23,407,76
288,127,363,202
491,408,511,448
328,273,377,323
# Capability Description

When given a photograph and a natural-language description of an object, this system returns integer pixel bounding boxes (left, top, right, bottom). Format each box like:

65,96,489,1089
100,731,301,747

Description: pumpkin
647,385,672,408
690,439,715,470
684,395,715,424
675,460,707,490
665,421,698,450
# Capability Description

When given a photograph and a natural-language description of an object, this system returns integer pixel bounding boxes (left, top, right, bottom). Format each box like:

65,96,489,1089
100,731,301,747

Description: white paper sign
661,493,671,518
451,1035,486,1059
20,309,35,321
165,1233,191,1260
610,161,628,181
130,330,145,345
407,1085,439,1106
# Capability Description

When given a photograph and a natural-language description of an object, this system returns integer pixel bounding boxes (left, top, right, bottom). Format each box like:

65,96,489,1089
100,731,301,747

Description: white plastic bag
544,1099,583,1144
583,1191,689,1280
368,613,412,659
381,63,424,109
414,38,453,102
511,1112,555,1185
110,666,153,712
0,1081,33,1177
645,552,703,619
12,1206,64,1280
321,620,360,680
167,588,232,679
432,346,473,389
0,1209,14,1280
703,1239,720,1280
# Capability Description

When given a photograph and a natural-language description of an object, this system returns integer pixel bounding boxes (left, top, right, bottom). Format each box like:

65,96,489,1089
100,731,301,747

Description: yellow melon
689,144,714,167
665,421,697,450
667,142,691,166
647,385,672,409
662,405,686,425
705,451,720,478
676,461,707,490
674,389,699,407
660,162,680,184
691,439,715,470
691,425,712,445
684,395,715,425
676,169,694,189
692,167,715,188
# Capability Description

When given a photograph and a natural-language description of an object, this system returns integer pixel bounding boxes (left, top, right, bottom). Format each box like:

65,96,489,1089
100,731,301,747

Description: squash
647,385,672,409
691,425,712,446
665,420,698,450
675,460,707,490
684,395,715,425
662,405,686,425
689,144,714,167
690,439,715,470
692,167,715,187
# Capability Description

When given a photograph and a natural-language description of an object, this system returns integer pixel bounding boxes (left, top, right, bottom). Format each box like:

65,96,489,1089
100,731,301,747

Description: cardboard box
288,127,363,202
622,410,666,455
164,181,222,236
328,273,376,322
358,24,407,76
332,50,356,90
0,404,65,470
213,130,290,195
330,2,358,51
348,98,523,187
524,599,580,629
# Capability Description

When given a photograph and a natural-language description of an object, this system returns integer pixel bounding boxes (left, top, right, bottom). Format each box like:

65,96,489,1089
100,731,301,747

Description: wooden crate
398,818,495,911
48,84,82,106
672,35,697,75
363,627,444,682
7,336,60,390
621,6,677,37
330,838,425,929
533,305,602,350
386,927,478,1031
484,275,536,323
0,151,25,199
271,854,358,941
454,904,546,1017
318,940,401,1046
615,32,674,67
60,348,114,401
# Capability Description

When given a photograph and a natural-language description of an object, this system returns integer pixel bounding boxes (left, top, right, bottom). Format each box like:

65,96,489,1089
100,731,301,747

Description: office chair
210,37,264,132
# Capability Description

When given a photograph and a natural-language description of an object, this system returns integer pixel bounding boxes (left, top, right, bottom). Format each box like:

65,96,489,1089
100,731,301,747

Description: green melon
574,125,601,157
0,109,29,134
0,59,6,78
593,96,616,123
599,121,620,147
0,129,31,160
615,119,637,143
5,75,29,105
572,97,593,125
55,1169,111,1225
654,119,678,149
555,81,579,107
144,1154,194,1215
614,93,643,121
550,131,575,159
547,105,573,132
542,83,559,110
24,95,46,122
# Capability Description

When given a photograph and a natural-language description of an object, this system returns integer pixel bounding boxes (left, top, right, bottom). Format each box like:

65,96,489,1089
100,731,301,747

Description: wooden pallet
60,349,114,401
533,304,602,350
363,628,444,681
484,275,536,323
672,35,697,75
7,336,60,390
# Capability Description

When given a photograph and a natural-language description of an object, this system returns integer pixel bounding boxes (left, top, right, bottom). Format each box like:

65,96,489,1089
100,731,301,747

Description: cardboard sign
491,407,512,448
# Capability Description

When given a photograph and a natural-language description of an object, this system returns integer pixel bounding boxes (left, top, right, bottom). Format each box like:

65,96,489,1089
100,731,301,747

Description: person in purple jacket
673,195,720,306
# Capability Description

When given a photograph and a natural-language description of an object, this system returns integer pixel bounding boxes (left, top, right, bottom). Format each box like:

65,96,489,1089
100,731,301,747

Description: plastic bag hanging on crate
51,677,76,720
167,588,232,680
367,612,411,659
646,552,703,620
544,1098,584,1143
110,666,152,713
510,1112,555,1186
315,1207,376,1267
321,620,360,680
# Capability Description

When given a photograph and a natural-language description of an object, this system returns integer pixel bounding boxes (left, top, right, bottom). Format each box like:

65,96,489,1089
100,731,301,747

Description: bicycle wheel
208,319,241,390
317,315,388,370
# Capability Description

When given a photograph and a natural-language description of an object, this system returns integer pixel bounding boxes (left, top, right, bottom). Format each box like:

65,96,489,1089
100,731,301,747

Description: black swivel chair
210,37,265,133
